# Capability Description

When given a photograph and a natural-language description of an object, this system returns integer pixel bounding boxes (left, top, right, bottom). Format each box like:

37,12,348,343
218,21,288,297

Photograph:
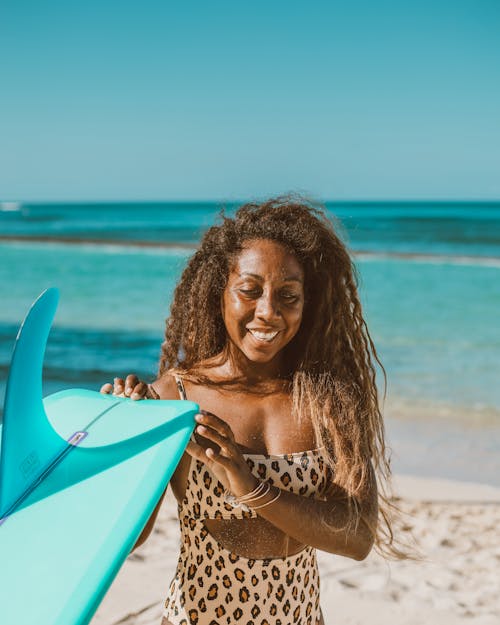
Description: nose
255,290,280,320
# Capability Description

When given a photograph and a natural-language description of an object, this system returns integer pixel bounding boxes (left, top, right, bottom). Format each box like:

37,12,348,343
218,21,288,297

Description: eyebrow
237,272,303,283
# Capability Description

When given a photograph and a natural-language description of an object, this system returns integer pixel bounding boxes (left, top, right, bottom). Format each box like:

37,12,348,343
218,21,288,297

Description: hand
100,374,159,401
187,411,258,498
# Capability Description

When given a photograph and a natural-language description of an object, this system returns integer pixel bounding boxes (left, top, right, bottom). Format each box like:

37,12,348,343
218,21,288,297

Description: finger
195,424,239,459
113,377,125,395
130,381,149,400
186,440,220,464
186,440,206,460
100,383,112,394
186,441,234,472
125,374,140,396
196,411,235,442
204,446,234,470
113,378,125,394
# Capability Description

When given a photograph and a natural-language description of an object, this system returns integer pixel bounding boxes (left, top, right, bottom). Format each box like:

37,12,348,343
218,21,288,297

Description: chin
241,347,282,365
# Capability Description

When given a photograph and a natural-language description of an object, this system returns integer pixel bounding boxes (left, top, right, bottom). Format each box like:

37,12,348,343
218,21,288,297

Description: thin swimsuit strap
173,375,196,447
174,375,188,401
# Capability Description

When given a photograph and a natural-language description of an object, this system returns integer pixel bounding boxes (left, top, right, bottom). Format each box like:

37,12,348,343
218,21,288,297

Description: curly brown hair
159,195,404,558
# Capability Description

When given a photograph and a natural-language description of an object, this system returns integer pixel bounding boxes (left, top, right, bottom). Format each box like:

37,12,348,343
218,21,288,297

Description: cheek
286,306,304,336
293,310,304,331
222,292,253,328
227,293,248,315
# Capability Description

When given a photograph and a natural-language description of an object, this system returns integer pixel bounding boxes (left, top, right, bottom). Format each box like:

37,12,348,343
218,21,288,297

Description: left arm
190,411,378,561
247,472,377,560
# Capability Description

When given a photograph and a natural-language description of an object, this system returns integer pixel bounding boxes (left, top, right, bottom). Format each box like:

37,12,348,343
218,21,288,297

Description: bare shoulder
150,372,181,400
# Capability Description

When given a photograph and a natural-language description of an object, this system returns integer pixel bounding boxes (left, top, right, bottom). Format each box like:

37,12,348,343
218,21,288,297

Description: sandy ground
90,475,500,625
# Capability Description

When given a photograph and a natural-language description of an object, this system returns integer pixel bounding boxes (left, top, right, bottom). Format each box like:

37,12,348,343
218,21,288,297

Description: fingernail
125,387,132,395
195,414,204,422
131,393,141,400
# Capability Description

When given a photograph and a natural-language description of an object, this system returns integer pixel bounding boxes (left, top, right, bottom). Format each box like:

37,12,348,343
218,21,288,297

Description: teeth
249,330,279,342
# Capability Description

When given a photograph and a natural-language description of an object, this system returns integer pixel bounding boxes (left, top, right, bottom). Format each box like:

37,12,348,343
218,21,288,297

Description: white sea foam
0,201,22,212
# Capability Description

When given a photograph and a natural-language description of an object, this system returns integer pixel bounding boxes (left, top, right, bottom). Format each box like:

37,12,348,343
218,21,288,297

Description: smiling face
221,239,305,377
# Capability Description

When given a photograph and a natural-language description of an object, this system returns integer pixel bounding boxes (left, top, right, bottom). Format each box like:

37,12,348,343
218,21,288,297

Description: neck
220,343,284,383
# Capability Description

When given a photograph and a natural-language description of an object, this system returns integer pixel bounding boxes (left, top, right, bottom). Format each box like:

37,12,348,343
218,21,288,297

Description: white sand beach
90,474,500,625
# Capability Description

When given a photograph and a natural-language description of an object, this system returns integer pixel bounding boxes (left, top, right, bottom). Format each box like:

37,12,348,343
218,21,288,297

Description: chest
184,384,316,455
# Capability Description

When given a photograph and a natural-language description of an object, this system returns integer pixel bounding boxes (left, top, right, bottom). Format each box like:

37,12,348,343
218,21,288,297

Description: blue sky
1,0,499,201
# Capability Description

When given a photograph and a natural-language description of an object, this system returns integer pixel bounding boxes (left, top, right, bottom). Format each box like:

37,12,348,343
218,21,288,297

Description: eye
280,292,299,303
239,288,261,298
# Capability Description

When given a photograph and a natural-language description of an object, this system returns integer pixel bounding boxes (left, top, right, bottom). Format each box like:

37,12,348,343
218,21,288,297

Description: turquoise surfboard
0,289,198,625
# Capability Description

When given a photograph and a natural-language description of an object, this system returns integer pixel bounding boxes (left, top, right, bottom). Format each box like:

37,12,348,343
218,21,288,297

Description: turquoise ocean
1,202,499,486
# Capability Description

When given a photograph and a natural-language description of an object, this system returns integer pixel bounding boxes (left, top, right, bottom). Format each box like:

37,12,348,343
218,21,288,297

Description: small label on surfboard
67,431,88,446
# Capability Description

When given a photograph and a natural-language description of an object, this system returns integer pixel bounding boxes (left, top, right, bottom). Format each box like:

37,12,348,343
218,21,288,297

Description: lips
247,328,280,342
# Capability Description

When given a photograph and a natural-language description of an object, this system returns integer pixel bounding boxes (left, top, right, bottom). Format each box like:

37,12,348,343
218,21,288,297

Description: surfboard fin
0,288,68,518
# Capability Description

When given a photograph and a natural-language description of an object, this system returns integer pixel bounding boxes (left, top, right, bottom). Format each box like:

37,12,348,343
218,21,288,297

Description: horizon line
2,198,500,206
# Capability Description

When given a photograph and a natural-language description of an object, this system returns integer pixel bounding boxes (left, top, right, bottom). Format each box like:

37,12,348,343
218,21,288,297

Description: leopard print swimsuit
162,378,329,625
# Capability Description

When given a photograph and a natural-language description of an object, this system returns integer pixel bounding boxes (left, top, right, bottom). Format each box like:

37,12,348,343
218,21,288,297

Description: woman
102,197,397,625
